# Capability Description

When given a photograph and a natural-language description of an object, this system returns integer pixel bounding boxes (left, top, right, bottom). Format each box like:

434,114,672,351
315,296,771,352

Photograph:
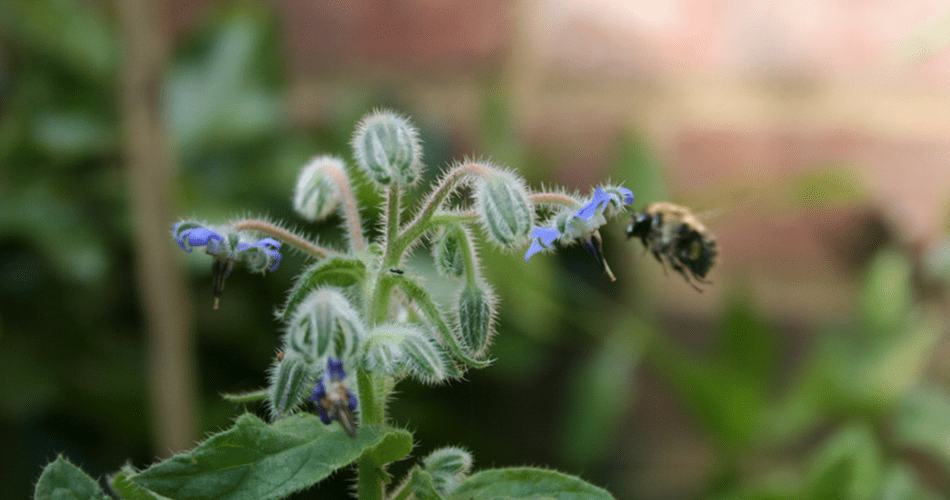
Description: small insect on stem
276,351,284,362
389,268,404,275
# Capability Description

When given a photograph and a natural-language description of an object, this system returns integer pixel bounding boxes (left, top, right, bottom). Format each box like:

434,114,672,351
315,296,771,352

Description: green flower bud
293,155,343,221
267,352,314,419
474,170,533,248
351,110,423,185
423,446,473,496
432,225,468,278
286,287,367,363
456,281,495,355
363,324,451,384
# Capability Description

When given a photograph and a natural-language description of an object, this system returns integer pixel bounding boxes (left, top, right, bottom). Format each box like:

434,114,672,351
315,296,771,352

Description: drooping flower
523,186,634,281
173,222,282,308
309,357,358,438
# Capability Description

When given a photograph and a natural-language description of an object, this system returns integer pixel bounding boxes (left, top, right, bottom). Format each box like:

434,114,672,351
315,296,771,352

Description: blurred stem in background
118,0,198,453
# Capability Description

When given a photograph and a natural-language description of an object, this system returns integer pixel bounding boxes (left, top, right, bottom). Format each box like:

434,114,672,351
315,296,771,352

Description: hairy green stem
320,159,366,252
400,163,492,247
530,191,579,208
457,227,478,287
388,480,412,500
357,370,385,500
359,184,404,500
399,211,478,252
232,219,338,259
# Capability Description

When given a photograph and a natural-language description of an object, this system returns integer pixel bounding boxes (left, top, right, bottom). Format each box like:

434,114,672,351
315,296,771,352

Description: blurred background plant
4,1,950,499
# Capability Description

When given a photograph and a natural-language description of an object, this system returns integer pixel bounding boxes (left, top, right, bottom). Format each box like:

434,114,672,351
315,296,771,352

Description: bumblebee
626,202,718,291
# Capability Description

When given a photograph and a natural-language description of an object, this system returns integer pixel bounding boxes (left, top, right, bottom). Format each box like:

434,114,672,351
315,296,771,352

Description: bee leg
652,250,668,275
672,262,703,292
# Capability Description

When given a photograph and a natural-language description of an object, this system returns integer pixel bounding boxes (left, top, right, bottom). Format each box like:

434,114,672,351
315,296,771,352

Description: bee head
626,213,652,241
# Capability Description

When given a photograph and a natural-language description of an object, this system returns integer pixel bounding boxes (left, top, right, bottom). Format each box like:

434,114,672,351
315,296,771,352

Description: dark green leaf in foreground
131,412,410,500
109,465,160,500
35,456,109,500
451,468,614,500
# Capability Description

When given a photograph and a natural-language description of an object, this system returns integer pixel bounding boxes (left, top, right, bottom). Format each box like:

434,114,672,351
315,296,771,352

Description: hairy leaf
131,413,408,500
451,468,614,500
35,456,109,500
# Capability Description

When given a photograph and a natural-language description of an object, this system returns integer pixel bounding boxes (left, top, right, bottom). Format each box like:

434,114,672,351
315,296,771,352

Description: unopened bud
432,225,468,278
364,324,450,383
286,287,367,363
423,446,473,496
351,110,423,185
293,155,343,221
456,282,495,355
475,170,533,248
267,352,313,418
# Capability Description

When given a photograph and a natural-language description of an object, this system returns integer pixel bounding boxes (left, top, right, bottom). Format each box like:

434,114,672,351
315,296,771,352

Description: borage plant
35,110,635,500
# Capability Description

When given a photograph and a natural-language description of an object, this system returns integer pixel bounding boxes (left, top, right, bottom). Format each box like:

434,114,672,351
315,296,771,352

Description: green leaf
109,465,160,500
451,468,614,500
412,468,447,500
804,425,882,500
859,249,912,335
361,426,413,470
35,456,109,500
279,256,366,320
559,324,643,467
876,464,940,500
895,385,950,473
131,412,406,500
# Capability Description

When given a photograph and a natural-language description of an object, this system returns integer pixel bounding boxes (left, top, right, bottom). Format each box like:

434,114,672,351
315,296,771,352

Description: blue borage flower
173,222,282,308
524,186,633,280
309,357,358,438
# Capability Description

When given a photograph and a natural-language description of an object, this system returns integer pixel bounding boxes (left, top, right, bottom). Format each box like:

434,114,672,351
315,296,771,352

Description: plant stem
357,369,385,500
359,184,403,500
400,163,492,246
320,159,366,252
530,191,579,208
457,227,478,287
231,218,338,259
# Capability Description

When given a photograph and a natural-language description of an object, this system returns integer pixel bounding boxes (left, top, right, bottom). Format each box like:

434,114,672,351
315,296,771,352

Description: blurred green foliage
5,1,950,500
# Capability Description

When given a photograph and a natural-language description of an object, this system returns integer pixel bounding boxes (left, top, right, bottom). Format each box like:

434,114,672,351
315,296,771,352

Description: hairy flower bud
286,287,367,363
474,170,533,248
423,446,473,496
432,225,468,278
363,324,450,384
293,155,343,221
351,110,423,185
267,352,314,419
456,281,495,355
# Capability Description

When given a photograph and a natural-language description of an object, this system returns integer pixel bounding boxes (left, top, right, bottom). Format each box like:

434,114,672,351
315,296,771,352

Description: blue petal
616,187,634,204
309,379,327,402
316,405,331,425
327,357,346,381
524,226,561,261
237,238,283,271
185,227,224,250
533,226,560,246
348,392,358,412
574,187,611,221
524,239,547,261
